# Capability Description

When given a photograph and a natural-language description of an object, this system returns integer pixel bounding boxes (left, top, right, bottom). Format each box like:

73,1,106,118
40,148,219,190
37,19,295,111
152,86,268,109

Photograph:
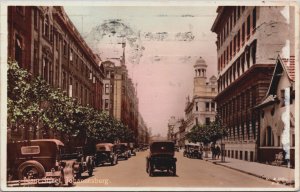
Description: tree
185,114,227,145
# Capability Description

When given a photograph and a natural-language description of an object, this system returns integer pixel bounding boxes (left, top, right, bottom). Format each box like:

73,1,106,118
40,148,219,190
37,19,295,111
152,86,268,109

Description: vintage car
7,139,75,187
184,144,202,159
94,143,118,166
61,146,94,179
129,142,136,156
115,143,130,160
146,141,177,176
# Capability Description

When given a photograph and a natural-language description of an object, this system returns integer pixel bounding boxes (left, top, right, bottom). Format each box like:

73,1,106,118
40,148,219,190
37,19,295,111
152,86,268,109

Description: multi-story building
167,116,176,141
111,44,140,142
183,57,217,143
211,6,295,162
101,60,115,116
256,56,295,167
8,6,104,140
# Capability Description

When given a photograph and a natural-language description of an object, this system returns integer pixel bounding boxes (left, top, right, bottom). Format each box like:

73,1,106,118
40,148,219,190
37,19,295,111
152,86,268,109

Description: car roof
13,139,64,146
96,143,114,147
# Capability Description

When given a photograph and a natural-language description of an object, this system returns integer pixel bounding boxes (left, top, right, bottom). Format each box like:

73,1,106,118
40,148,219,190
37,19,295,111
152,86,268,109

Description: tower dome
194,57,207,78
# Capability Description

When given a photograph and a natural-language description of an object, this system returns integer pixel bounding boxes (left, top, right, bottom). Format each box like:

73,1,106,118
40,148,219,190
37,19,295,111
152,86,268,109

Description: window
265,126,274,146
252,7,256,33
62,71,67,91
105,84,110,94
33,41,39,76
195,102,198,111
212,88,215,92
43,57,48,81
242,23,245,44
70,49,73,62
281,89,285,106
33,8,38,29
237,7,241,19
237,30,240,50
211,102,215,111
63,41,67,56
105,99,109,109
206,102,209,111
230,41,232,58
247,15,251,39
44,15,49,38
195,117,198,125
75,82,78,98
15,34,23,67
205,117,210,125
69,77,73,97
292,134,295,147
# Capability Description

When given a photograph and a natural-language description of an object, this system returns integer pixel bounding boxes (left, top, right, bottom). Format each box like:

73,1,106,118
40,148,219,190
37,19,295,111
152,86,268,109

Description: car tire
17,160,46,180
172,163,176,176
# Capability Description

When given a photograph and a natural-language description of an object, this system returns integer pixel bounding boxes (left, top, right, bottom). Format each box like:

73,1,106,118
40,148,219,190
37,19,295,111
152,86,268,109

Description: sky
64,6,218,136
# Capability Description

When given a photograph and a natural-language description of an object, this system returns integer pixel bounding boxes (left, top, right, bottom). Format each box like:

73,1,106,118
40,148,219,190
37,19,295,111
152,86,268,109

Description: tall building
8,6,104,140
110,44,140,142
182,57,217,145
101,60,115,116
211,6,295,162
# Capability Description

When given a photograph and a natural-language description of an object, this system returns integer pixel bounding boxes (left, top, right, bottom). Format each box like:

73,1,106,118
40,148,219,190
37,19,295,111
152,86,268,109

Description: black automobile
129,142,136,156
115,143,130,160
146,141,177,176
184,144,202,159
94,143,118,166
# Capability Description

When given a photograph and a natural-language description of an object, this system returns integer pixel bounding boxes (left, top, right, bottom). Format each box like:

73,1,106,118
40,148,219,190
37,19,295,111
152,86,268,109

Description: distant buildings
169,57,217,147
211,6,295,163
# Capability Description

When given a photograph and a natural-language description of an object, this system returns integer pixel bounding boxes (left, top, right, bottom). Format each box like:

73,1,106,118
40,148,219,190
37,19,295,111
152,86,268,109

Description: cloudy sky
64,6,218,136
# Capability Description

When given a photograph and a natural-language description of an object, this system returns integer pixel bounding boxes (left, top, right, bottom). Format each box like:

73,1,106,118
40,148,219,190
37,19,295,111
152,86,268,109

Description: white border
0,0,299,191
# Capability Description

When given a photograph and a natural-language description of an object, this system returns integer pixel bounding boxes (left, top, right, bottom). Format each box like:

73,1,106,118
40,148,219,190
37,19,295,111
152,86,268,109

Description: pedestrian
211,143,216,159
216,145,221,159
200,144,204,159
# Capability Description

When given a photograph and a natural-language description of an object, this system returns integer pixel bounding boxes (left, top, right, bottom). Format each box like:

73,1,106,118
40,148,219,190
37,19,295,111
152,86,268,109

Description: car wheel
148,162,154,177
172,163,176,176
17,160,45,180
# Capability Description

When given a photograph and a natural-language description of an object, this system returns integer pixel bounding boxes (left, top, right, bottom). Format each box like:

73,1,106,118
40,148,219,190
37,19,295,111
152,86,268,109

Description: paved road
75,150,288,188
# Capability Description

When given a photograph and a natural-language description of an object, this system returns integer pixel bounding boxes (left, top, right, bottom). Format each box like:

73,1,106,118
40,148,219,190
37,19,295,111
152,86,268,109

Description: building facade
101,60,115,116
256,56,295,167
211,6,295,162
8,6,104,140
180,57,217,145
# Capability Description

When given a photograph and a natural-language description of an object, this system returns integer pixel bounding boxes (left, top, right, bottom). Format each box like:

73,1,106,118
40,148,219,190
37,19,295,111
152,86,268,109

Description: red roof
281,56,295,81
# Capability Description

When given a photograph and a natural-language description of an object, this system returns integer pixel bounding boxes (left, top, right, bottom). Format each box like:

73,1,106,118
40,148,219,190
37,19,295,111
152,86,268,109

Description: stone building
167,116,176,141
256,56,295,167
181,57,217,145
101,60,115,116
211,6,295,162
8,6,104,140
110,44,140,142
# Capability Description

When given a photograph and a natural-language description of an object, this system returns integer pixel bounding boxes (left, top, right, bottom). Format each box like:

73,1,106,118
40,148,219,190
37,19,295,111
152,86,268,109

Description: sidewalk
203,154,295,186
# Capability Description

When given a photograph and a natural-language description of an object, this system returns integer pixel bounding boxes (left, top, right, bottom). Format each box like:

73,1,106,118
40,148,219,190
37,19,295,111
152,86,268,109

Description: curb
204,159,295,187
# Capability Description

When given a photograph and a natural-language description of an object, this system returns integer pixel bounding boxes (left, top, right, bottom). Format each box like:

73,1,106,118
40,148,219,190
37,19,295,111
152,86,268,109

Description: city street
75,150,286,188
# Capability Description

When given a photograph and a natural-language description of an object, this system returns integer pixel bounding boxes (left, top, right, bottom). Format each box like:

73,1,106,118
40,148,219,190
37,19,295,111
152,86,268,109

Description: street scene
2,2,298,191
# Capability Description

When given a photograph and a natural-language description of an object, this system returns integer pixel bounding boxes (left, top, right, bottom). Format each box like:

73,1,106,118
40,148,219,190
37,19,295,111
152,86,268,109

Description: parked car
184,144,202,159
61,146,94,179
7,139,75,187
146,141,177,176
115,143,130,160
129,142,136,156
94,143,118,166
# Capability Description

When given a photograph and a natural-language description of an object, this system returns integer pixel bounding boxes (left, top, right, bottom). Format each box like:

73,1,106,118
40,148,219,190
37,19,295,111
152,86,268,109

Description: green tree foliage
7,60,135,143
185,114,228,145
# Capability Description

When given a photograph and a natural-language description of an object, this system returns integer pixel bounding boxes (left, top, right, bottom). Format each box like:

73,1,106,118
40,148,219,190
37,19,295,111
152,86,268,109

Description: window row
217,7,257,71
218,40,257,92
